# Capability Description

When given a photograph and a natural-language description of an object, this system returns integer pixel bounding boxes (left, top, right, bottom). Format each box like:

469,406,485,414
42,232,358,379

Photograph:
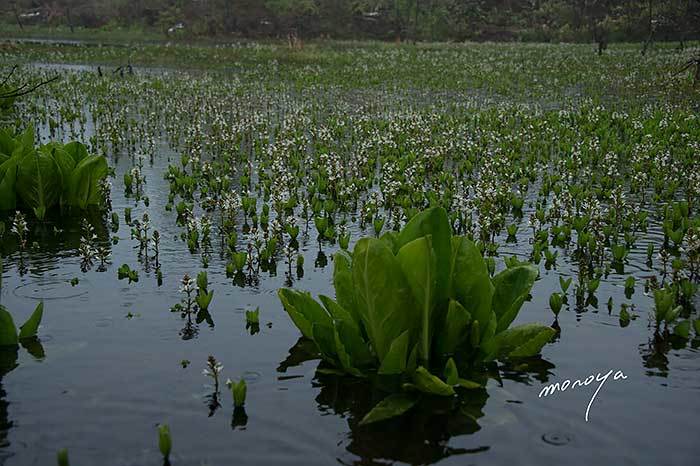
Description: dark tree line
5,0,700,43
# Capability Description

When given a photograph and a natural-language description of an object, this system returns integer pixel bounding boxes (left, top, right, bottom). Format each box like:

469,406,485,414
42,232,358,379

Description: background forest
4,1,700,44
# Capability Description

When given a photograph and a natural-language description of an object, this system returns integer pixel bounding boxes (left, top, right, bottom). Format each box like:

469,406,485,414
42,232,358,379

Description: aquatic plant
0,127,109,220
57,448,70,466
158,424,172,461
246,307,260,334
203,355,223,392
0,301,43,346
278,207,554,423
117,264,139,283
226,378,247,407
549,292,563,317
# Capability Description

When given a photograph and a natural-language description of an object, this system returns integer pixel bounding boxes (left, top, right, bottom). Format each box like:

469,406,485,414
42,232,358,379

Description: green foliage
56,448,70,466
278,207,554,423
228,378,247,407
0,127,108,219
0,301,43,347
157,424,172,459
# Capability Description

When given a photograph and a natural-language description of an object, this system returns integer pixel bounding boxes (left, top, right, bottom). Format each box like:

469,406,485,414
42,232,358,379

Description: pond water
0,61,698,466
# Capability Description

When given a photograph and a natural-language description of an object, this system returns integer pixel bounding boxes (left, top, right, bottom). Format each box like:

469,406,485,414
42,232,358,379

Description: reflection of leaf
0,346,18,377
277,338,320,373
20,338,45,359
359,392,419,425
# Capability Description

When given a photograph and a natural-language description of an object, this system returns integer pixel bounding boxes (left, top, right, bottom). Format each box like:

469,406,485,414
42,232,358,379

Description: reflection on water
279,338,556,465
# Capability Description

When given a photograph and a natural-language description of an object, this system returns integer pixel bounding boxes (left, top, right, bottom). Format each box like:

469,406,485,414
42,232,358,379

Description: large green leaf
378,330,410,375
278,288,332,340
312,323,340,365
0,305,18,347
16,147,61,220
435,299,471,357
405,366,455,396
19,127,34,150
319,295,356,327
352,238,415,360
359,392,419,425
333,319,374,368
397,236,437,364
396,207,452,304
319,295,374,368
63,141,89,164
0,128,19,158
0,156,19,210
66,154,108,209
450,236,494,327
482,323,555,361
332,250,359,325
491,265,538,333
18,301,43,340
49,146,76,203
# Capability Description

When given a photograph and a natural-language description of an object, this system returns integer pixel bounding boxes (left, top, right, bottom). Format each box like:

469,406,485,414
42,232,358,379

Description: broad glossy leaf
450,236,493,327
18,301,43,340
379,230,399,253
491,265,538,333
482,323,555,360
49,147,76,199
359,392,419,425
63,141,89,164
20,127,34,150
278,288,332,340
0,305,18,347
319,295,355,327
352,238,415,360
332,250,358,324
405,366,455,396
436,299,471,357
67,155,108,209
0,157,19,210
334,319,374,368
378,330,410,375
16,148,61,220
397,236,437,363
0,128,19,158
312,323,339,365
396,207,452,303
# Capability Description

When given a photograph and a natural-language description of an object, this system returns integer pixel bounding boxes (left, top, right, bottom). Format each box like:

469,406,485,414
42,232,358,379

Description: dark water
0,71,698,466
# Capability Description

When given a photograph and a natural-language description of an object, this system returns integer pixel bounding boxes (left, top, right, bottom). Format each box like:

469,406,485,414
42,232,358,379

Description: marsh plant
170,272,214,339
279,208,554,424
0,127,109,220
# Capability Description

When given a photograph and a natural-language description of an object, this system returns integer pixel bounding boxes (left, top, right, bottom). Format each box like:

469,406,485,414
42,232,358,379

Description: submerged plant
278,207,554,423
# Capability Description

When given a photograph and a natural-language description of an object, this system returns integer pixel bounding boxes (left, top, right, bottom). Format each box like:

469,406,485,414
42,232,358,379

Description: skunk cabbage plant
278,207,554,423
0,127,108,219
